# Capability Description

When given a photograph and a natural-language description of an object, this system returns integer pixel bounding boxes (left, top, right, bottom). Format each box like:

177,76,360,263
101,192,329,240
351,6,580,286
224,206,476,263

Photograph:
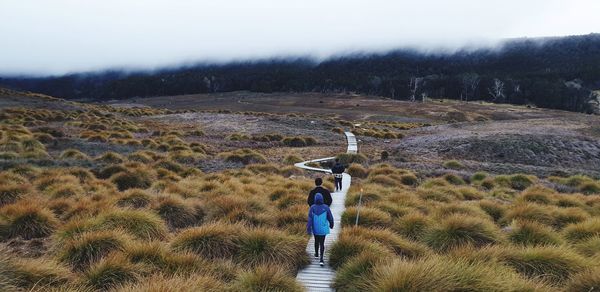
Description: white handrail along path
295,132,357,292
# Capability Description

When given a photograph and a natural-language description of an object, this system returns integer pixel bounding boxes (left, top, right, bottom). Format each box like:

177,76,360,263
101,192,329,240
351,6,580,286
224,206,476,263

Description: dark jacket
308,186,332,206
307,193,334,234
332,163,345,174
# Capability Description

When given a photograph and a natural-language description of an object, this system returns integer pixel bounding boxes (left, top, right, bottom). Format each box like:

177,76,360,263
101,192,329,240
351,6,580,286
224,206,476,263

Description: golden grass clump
329,235,392,269
423,214,503,251
154,196,199,229
219,148,267,165
1,202,59,239
563,218,600,243
90,210,168,240
113,273,225,292
443,160,464,170
171,223,241,260
0,251,71,290
341,226,428,259
342,206,392,228
391,212,432,241
83,255,141,290
0,183,30,206
282,154,303,165
508,220,564,246
110,169,154,191
116,189,153,209
333,249,391,292
60,149,91,160
58,230,127,270
95,151,125,164
229,265,303,292
566,266,600,292
235,228,308,269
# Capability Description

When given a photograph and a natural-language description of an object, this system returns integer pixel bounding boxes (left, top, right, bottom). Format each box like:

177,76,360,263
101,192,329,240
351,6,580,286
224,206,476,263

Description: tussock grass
0,248,71,289
329,235,392,269
0,183,30,206
1,202,58,239
573,236,600,257
114,273,225,292
154,196,200,229
566,266,600,292
501,245,590,284
564,218,600,243
364,256,542,291
508,220,564,246
93,210,168,240
347,163,369,178
443,160,464,170
342,226,428,259
219,149,267,165
60,149,90,160
117,189,153,209
111,169,154,191
423,214,503,251
235,228,307,269
95,151,125,164
333,250,391,292
171,223,240,259
392,212,432,241
230,265,303,292
342,206,392,228
282,154,303,165
58,230,127,269
83,255,141,290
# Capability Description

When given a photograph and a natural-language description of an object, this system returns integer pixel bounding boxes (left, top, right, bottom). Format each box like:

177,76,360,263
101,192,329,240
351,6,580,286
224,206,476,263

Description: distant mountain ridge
1,33,599,113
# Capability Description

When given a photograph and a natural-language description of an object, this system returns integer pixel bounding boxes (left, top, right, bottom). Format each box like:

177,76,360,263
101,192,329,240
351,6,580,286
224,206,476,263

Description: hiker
307,177,332,207
331,158,346,192
307,193,334,266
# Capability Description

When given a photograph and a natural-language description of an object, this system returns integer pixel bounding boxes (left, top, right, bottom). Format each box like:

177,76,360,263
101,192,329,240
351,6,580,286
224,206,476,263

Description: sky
0,0,598,76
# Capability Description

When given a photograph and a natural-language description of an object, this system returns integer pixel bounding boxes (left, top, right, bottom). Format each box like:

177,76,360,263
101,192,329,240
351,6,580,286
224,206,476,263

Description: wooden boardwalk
294,132,356,291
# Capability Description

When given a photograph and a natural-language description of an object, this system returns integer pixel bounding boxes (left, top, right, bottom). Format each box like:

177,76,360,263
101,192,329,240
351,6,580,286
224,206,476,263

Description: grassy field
1,89,600,291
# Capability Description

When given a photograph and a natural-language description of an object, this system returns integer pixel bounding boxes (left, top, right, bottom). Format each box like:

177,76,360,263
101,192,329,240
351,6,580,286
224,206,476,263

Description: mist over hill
1,34,599,113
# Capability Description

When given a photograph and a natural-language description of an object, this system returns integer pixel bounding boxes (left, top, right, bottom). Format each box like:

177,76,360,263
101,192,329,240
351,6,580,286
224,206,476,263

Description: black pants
334,177,343,191
314,235,326,261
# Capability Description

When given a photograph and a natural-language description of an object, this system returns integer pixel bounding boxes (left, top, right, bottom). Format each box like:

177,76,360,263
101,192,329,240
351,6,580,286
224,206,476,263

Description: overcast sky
1,0,598,76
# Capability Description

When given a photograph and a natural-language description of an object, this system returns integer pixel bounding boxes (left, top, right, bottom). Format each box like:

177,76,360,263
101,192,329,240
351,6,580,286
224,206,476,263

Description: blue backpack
312,212,330,235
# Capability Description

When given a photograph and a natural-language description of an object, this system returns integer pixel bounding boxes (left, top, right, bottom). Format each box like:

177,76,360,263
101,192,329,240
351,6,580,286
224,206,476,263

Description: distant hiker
331,158,346,192
307,177,332,207
307,193,334,266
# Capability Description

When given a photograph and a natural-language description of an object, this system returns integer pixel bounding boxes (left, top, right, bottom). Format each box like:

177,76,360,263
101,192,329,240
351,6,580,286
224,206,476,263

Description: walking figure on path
331,158,346,192
307,193,334,266
307,177,332,206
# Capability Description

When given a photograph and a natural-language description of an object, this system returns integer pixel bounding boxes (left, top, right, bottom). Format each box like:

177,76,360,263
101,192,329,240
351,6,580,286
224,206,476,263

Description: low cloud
0,0,598,76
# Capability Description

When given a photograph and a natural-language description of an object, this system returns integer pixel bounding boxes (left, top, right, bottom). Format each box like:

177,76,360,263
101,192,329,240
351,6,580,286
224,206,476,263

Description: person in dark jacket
307,177,332,207
331,159,346,192
307,193,334,266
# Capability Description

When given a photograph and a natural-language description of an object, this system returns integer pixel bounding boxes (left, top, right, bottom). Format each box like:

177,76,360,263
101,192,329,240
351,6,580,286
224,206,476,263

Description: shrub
564,218,600,243
566,266,600,292
443,160,464,170
84,255,140,290
110,170,153,191
508,220,564,246
229,265,303,292
59,230,127,269
1,203,58,239
171,223,240,260
423,214,503,251
154,196,198,229
235,228,307,269
502,246,590,284
392,212,432,241
342,207,392,228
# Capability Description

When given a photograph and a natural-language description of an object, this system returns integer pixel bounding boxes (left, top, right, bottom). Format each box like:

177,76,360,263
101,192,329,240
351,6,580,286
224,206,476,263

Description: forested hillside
2,34,599,113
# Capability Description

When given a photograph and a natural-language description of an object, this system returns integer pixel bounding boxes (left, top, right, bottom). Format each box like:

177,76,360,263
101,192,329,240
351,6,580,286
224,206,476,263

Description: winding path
294,132,357,292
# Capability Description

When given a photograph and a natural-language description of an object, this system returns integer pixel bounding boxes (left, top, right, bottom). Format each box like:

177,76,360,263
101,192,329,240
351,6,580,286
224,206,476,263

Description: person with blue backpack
307,193,334,266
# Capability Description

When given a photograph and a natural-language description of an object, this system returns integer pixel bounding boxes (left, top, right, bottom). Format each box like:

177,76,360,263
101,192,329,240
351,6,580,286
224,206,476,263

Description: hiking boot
319,260,324,266
314,252,319,258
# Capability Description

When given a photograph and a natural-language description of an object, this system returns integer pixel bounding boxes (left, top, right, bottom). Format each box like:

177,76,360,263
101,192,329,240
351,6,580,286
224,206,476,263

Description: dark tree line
2,34,600,113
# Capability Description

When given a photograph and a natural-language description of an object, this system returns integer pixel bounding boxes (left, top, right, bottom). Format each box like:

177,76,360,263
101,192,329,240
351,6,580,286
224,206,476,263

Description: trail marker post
355,188,363,226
